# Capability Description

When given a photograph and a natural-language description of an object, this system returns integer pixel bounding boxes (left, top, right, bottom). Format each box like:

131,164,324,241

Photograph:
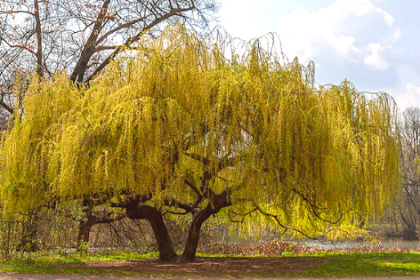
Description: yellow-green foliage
1,73,80,212
0,25,401,234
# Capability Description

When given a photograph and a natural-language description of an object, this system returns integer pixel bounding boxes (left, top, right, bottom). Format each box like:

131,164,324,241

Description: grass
0,251,159,274
303,251,420,278
0,251,420,277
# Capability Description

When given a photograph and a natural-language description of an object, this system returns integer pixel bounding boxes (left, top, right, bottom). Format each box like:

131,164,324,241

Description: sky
214,0,420,111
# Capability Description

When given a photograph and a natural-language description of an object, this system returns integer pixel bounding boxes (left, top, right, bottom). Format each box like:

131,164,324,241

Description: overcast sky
214,0,420,111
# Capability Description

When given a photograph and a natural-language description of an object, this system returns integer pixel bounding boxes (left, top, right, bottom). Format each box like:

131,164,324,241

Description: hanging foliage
1,73,80,212
0,24,401,254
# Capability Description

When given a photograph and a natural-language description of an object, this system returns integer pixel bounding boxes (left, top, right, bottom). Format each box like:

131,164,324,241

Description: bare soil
1,258,420,280
66,256,324,277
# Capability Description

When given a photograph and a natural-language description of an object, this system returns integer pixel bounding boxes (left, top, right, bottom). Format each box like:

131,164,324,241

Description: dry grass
197,239,420,256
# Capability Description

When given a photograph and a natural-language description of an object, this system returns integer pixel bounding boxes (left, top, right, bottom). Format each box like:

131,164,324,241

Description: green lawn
0,251,419,277
303,252,420,278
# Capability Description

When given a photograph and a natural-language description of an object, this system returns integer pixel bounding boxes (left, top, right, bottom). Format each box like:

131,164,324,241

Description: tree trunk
181,208,211,261
126,203,177,262
70,0,111,84
33,0,44,77
181,190,231,261
77,199,95,247
77,221,92,243
17,211,40,252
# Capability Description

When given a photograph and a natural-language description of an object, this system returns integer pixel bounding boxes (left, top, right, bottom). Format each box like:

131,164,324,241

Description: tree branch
70,0,111,83
95,16,148,45
85,5,196,84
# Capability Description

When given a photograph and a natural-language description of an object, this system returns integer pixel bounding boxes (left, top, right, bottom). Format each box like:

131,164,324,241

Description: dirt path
0,274,419,280
58,257,323,276
0,257,418,279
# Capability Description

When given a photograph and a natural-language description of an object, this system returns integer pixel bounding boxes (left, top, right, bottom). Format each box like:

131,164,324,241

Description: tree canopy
0,25,401,261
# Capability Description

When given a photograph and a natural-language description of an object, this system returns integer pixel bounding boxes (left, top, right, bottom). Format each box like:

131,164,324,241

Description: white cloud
392,29,401,43
363,43,389,70
217,0,279,40
327,0,394,26
275,0,397,65
390,65,420,110
396,83,420,111
330,35,359,57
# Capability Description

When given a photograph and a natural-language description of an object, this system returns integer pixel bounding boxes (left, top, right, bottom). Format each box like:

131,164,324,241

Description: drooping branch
253,204,328,241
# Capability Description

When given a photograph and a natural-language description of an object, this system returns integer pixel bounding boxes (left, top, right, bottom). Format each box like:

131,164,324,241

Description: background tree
385,107,420,239
0,25,401,261
0,0,219,119
0,0,218,83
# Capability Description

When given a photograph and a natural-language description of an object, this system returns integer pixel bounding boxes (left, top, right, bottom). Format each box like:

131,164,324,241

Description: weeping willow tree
0,24,400,261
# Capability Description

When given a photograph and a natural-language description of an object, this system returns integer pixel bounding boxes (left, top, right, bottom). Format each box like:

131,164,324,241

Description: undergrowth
197,238,420,256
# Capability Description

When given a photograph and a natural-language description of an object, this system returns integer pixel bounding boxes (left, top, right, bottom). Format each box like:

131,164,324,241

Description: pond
292,239,420,250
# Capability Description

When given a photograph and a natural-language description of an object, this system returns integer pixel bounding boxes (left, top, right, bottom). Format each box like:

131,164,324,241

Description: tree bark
70,0,111,84
181,207,211,261
126,203,178,262
181,190,231,261
17,210,40,252
33,0,44,76
77,199,95,246
77,221,93,244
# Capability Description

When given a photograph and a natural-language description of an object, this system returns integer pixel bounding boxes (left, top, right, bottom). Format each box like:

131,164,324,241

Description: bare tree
396,107,420,239
0,0,219,88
